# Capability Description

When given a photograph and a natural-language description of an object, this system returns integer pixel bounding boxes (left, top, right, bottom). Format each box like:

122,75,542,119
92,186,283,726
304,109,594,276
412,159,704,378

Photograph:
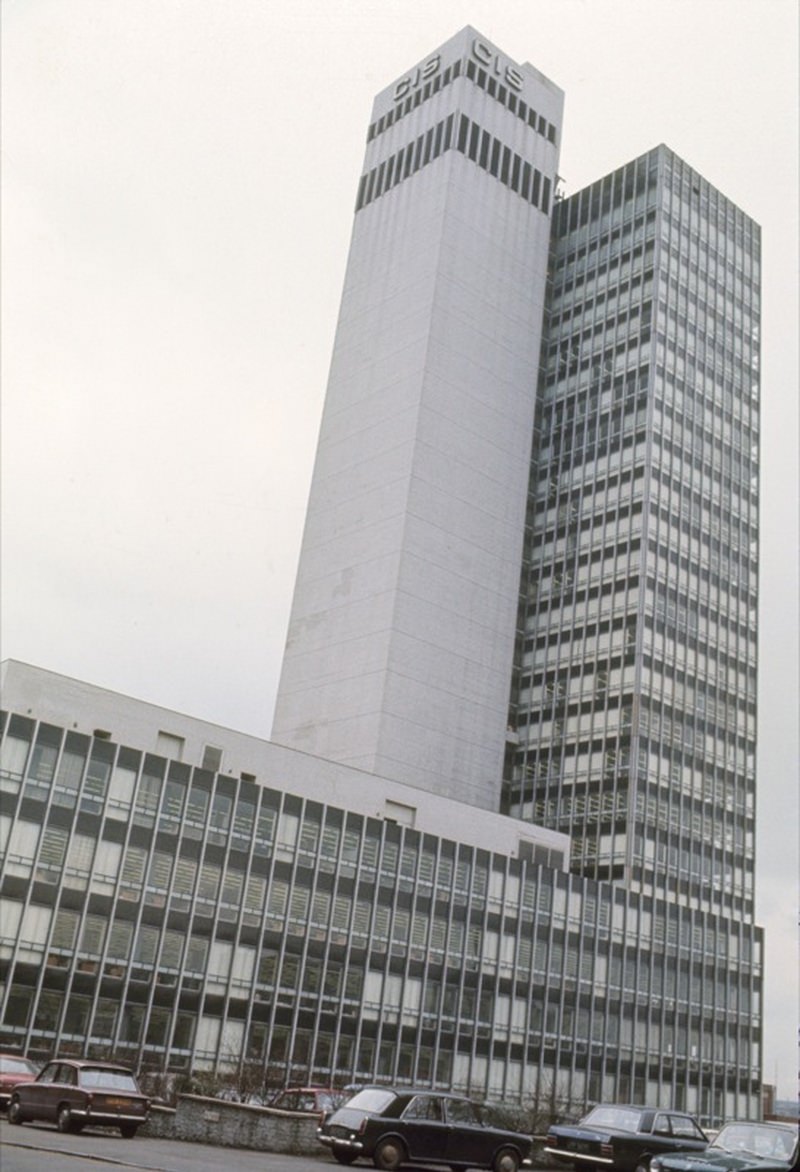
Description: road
0,1117,331,1171
0,1117,558,1171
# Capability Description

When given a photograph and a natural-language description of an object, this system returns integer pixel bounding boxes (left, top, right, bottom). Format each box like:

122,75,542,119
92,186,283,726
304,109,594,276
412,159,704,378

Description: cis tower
272,27,762,1113
273,28,564,808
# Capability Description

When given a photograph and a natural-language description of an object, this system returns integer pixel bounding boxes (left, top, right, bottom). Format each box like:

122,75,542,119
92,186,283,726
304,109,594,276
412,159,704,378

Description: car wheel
493,1148,521,1172
7,1098,23,1125
57,1104,75,1133
373,1136,407,1170
120,1123,139,1138
635,1161,650,1172
333,1154,358,1166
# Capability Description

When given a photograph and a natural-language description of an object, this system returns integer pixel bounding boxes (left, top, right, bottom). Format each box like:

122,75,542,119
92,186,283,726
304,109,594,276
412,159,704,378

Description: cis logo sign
470,38,524,91
393,54,440,101
392,38,524,102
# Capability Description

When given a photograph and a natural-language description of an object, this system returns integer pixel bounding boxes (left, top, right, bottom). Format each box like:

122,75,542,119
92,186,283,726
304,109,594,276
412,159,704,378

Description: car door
444,1097,493,1167
29,1061,62,1123
55,1064,81,1117
666,1114,707,1153
648,1112,676,1156
400,1094,449,1162
647,1113,703,1160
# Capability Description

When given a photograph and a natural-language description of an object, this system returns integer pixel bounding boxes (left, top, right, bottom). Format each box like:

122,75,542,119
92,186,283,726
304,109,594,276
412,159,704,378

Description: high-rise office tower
0,29,763,1124
271,27,763,1118
505,146,760,925
272,28,564,810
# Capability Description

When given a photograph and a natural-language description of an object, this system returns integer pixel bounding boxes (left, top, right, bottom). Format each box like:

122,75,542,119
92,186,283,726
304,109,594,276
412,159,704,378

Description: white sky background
2,0,797,1099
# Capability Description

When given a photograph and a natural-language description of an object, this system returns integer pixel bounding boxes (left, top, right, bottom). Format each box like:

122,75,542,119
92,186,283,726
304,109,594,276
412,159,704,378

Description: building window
156,731,185,760
63,995,91,1036
79,915,106,956
120,845,147,889
107,919,133,961
37,827,68,881
27,738,59,785
18,903,51,957
134,926,159,966
33,991,62,1034
1,733,31,781
108,763,136,808
185,935,209,973
201,745,223,772
92,999,118,1040
210,790,232,832
3,986,34,1029
146,1008,171,1048
5,820,40,877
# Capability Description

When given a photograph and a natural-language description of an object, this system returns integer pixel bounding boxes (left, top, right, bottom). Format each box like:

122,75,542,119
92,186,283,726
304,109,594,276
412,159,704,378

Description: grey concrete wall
140,1096,325,1156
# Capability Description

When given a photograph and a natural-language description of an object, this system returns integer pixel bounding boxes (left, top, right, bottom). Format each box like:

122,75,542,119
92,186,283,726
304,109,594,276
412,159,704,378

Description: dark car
545,1105,709,1172
271,1085,346,1120
317,1086,533,1170
650,1122,799,1172
7,1057,149,1138
0,1054,39,1108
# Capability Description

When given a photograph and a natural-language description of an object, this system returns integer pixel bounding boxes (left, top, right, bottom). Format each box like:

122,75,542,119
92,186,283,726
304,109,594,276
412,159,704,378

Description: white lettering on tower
471,38,524,91
393,55,441,101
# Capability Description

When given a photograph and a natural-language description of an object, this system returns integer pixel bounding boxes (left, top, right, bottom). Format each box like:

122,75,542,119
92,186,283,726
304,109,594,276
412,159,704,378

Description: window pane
107,920,133,960
38,828,68,878
80,915,106,955
51,908,79,949
1,735,31,779
56,751,86,792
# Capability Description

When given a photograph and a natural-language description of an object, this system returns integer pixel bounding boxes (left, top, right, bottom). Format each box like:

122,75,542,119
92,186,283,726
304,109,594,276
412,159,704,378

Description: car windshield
582,1107,644,1133
0,1057,35,1074
78,1069,139,1092
344,1089,396,1114
713,1124,798,1162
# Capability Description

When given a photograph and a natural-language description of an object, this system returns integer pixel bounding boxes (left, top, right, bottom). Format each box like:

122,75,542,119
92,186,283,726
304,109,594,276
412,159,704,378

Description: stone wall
141,1095,325,1155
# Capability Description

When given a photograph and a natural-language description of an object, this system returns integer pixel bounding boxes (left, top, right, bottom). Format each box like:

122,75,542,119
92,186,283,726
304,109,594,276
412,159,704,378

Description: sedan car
650,1122,799,1172
318,1086,533,1170
545,1105,709,1172
7,1057,149,1138
0,1054,39,1108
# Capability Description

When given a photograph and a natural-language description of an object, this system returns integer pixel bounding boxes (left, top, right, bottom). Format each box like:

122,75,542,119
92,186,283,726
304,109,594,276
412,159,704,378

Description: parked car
0,1054,39,1108
650,1122,799,1172
318,1086,533,1170
545,1105,709,1172
7,1058,149,1138
271,1085,347,1119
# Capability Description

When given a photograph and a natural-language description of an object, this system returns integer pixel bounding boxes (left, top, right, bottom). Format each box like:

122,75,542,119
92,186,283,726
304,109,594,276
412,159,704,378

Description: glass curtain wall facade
0,695,761,1122
504,145,761,1113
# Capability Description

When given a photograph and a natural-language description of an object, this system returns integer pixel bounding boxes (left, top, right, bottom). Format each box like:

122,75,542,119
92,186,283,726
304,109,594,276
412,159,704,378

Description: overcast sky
2,0,797,1099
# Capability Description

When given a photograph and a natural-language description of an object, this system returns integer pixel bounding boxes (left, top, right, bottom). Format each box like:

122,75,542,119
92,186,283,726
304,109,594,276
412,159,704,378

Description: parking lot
0,1114,563,1171
0,1117,330,1172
